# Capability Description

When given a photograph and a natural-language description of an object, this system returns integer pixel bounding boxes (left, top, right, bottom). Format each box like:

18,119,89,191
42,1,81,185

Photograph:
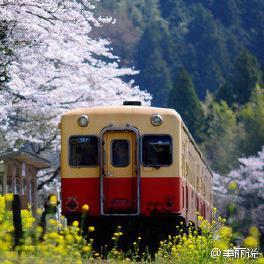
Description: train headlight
151,114,163,126
78,115,89,127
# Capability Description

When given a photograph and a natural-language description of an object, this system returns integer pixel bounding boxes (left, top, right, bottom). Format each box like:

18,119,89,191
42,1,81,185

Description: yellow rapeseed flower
4,193,14,202
57,235,65,245
72,220,79,227
244,236,258,248
65,234,74,243
198,216,203,221
36,208,43,216
53,245,66,255
75,235,82,243
49,195,57,206
48,218,58,226
0,240,10,251
36,226,43,234
214,240,228,251
37,244,48,252
188,244,195,250
249,226,260,238
2,261,13,264
114,232,120,237
24,237,32,245
228,181,238,191
219,226,232,238
256,257,264,264
82,204,90,213
112,249,119,256
23,245,34,252
88,226,95,232
82,245,91,253
48,232,60,240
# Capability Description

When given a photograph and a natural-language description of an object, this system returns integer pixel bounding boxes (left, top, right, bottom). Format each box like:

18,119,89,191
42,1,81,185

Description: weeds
0,194,263,263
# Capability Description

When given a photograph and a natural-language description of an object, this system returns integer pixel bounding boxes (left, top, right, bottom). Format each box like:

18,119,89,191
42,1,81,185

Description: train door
101,129,139,215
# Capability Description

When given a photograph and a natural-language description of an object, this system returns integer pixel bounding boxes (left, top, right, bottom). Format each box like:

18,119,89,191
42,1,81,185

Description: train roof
62,105,181,119
62,105,213,177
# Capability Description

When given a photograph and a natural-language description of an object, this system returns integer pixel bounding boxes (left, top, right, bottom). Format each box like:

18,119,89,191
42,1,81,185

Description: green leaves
239,85,264,155
200,95,240,173
168,69,204,141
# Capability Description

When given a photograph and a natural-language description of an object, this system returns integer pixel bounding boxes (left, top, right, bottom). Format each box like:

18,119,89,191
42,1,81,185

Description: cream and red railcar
60,102,213,227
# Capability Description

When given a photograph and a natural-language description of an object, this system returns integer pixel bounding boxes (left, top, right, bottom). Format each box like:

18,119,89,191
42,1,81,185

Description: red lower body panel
103,177,138,214
61,177,183,216
61,178,100,215
141,177,182,216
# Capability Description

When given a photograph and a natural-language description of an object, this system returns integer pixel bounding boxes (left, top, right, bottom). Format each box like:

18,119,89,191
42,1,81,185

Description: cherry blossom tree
0,0,151,152
0,0,151,190
214,147,264,227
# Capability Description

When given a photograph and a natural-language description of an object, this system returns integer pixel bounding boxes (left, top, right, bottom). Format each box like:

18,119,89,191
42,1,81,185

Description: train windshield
142,135,172,168
69,136,98,166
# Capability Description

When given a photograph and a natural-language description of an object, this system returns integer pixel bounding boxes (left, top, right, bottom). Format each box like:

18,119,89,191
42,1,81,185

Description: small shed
0,151,50,213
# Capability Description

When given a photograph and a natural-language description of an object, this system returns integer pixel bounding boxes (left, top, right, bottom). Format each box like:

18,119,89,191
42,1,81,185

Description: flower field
0,194,263,264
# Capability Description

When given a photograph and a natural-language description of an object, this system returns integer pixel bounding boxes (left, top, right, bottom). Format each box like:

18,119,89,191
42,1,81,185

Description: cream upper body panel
180,122,213,203
61,106,182,178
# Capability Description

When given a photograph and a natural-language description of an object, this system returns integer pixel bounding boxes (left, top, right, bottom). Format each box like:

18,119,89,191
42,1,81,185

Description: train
60,101,213,247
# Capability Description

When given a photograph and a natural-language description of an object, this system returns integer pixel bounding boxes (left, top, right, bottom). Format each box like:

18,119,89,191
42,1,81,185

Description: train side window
111,140,130,167
142,135,172,167
69,136,98,166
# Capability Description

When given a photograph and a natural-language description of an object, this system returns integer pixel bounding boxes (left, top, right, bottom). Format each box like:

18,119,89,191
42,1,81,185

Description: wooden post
3,161,8,194
18,162,22,196
32,167,38,216
11,161,17,194
26,166,31,205
12,194,23,246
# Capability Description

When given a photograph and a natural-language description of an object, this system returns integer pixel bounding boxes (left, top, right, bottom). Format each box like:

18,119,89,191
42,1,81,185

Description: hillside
95,0,264,173
96,0,263,102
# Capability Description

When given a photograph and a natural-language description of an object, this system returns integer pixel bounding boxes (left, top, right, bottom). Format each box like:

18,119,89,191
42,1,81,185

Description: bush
0,194,263,263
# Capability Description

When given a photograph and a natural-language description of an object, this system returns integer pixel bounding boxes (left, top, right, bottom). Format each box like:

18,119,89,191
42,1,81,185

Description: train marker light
78,115,89,127
66,198,78,212
151,114,163,126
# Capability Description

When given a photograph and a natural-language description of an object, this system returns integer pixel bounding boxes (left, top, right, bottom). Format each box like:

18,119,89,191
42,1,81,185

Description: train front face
60,105,182,220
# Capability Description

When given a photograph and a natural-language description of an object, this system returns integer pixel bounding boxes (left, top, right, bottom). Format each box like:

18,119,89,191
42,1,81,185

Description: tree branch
37,166,60,190
36,132,58,154
25,10,55,25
